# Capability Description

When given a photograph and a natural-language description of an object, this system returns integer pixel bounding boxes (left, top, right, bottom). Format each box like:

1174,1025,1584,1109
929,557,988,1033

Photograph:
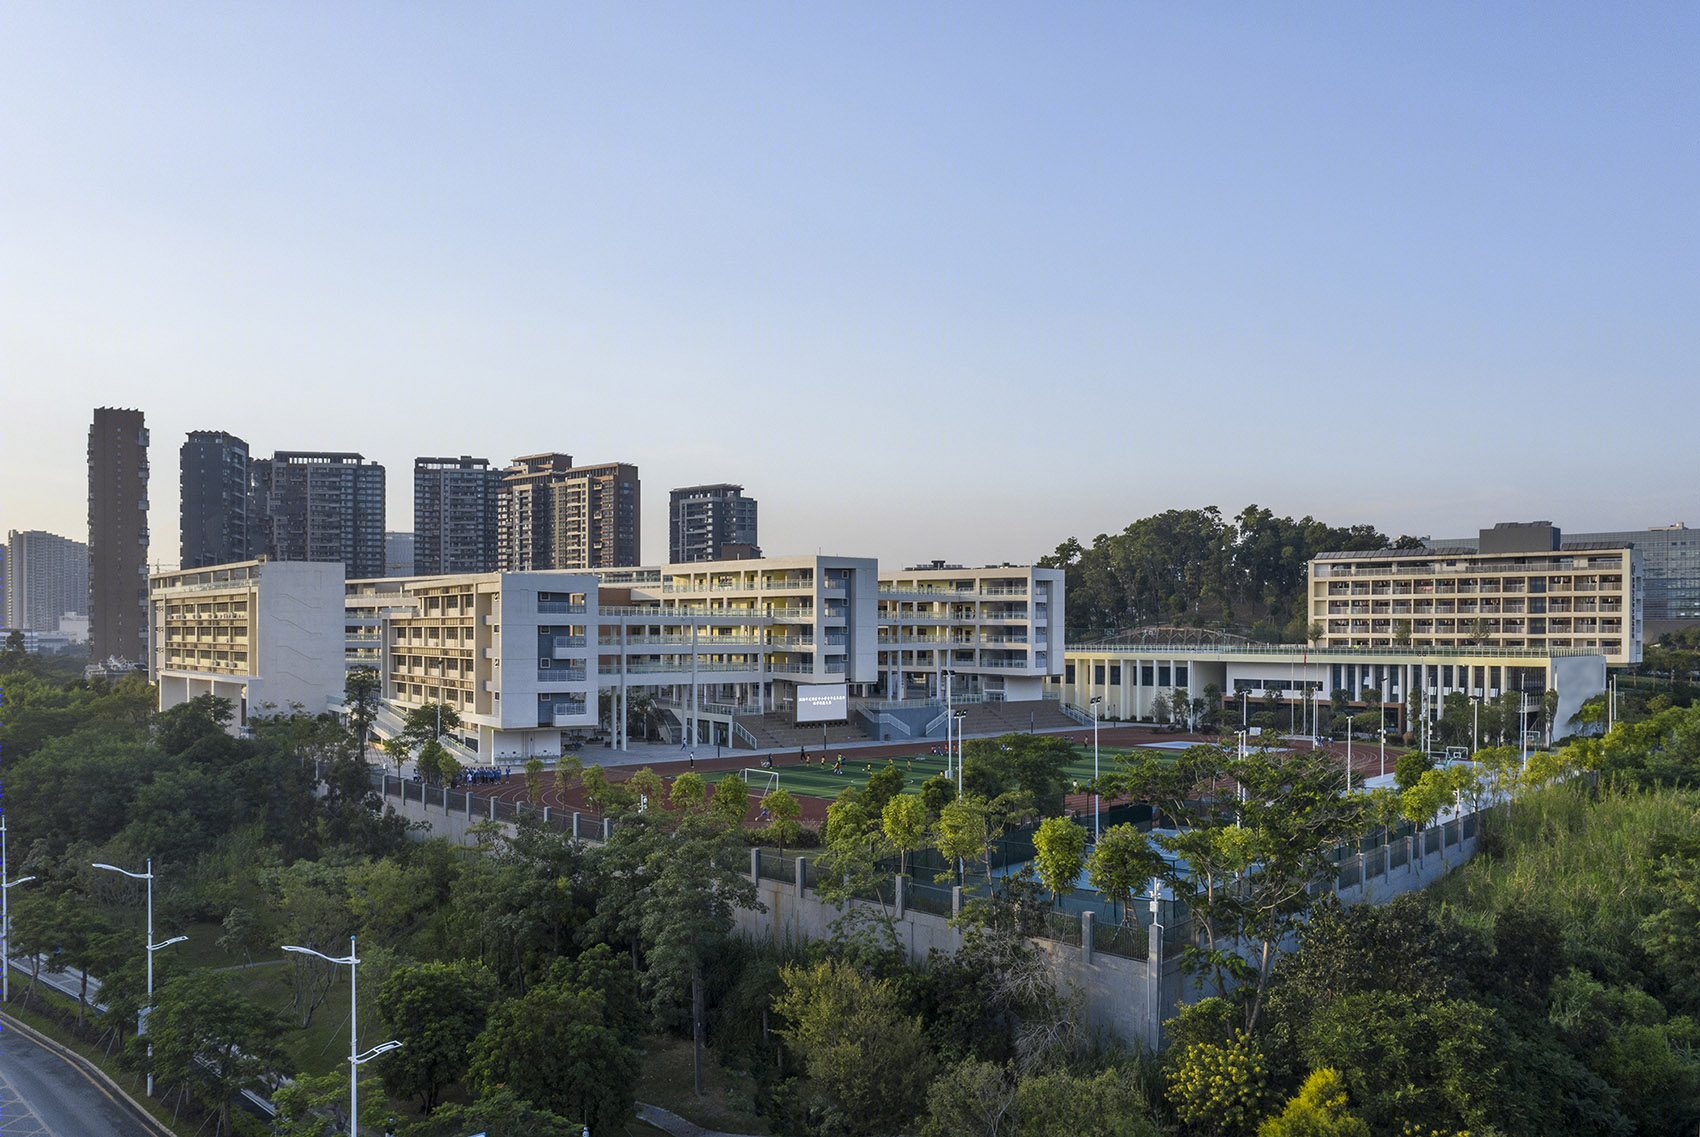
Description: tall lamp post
1089,697,1102,841
952,709,968,798
2,817,37,1003
92,858,187,1095
942,668,954,777
282,936,401,1137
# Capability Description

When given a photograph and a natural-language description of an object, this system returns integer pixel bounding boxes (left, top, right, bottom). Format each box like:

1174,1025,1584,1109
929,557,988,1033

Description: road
0,1016,162,1137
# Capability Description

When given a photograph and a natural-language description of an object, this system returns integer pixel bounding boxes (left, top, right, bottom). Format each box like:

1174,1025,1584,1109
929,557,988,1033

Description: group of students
794,747,845,774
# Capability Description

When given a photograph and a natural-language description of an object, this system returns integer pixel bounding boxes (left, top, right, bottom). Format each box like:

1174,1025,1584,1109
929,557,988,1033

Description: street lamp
1089,697,1102,841
952,710,968,798
92,858,186,1095
2,816,37,1003
282,936,401,1137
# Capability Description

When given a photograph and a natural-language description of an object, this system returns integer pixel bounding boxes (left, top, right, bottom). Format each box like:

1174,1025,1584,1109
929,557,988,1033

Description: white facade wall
150,560,346,727
1059,643,1607,739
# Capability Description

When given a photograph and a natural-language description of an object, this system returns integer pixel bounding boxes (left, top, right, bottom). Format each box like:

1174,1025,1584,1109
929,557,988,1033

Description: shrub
1166,1031,1274,1136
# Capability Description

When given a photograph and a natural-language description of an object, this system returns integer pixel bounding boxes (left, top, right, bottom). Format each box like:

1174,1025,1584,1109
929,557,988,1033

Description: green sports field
707,743,1179,801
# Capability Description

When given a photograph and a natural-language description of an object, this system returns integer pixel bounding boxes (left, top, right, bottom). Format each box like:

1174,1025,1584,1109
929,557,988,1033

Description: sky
3,3,1696,570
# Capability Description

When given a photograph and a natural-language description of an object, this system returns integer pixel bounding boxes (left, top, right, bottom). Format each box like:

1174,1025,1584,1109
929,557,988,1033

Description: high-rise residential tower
413,456,502,575
496,454,640,571
88,407,150,662
669,483,760,563
253,452,386,579
180,430,254,569
4,530,88,633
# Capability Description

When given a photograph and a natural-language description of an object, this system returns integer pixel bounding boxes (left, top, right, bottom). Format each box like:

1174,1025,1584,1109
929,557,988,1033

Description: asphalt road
0,1016,160,1137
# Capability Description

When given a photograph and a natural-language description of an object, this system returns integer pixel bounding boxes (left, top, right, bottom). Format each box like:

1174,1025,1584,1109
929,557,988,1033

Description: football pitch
706,743,1181,801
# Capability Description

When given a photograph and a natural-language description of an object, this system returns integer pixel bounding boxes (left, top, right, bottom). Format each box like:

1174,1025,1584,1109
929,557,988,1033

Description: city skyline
3,5,1696,567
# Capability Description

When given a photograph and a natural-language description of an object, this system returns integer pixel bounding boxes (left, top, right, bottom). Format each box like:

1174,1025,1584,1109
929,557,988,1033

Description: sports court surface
705,741,1183,802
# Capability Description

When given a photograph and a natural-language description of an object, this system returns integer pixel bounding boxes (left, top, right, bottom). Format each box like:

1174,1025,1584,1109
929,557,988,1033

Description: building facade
413,456,502,575
335,555,1062,761
4,529,88,633
180,430,254,569
385,532,415,577
1059,640,1605,747
1311,522,1642,666
496,454,640,571
88,407,150,662
1433,523,1697,639
254,452,387,579
149,560,346,728
669,483,759,563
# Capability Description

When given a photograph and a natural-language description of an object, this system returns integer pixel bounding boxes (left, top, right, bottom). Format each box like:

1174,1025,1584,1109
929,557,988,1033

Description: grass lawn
632,1034,771,1136
705,744,1180,801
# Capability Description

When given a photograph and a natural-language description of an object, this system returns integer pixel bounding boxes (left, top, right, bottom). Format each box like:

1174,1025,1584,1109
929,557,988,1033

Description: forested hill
1038,504,1423,641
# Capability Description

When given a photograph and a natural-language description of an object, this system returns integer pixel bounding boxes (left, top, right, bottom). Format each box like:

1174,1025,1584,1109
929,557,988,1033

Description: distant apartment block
669,483,759,563
496,454,640,571
5,530,88,633
180,430,254,569
149,560,346,728
385,532,415,577
414,456,502,575
88,407,150,662
254,452,386,579
1313,521,1642,665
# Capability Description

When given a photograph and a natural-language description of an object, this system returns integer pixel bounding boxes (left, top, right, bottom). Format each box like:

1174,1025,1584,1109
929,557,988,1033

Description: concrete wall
375,772,1485,1050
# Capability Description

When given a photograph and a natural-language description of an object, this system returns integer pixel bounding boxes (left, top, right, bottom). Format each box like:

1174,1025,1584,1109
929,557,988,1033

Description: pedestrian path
635,1100,763,1137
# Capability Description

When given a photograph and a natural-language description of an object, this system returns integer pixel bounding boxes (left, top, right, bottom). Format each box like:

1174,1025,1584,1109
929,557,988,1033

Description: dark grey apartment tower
88,407,150,662
180,430,253,569
414,456,502,575
253,452,386,579
669,483,759,563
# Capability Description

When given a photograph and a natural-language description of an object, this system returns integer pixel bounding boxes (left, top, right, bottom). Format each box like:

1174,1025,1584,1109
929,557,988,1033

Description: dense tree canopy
1039,504,1417,638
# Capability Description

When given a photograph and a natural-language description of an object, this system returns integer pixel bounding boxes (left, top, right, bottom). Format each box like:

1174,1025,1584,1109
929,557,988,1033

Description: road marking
0,1066,61,1137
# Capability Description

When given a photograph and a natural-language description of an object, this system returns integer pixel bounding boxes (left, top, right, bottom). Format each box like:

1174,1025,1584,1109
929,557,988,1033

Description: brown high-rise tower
88,407,150,663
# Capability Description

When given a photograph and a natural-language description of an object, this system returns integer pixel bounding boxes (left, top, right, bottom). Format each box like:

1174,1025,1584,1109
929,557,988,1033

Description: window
1094,665,1105,684
1109,664,1121,684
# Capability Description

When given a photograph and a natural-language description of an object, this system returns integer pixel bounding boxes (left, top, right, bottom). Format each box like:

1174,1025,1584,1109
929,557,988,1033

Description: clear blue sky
3,3,1695,568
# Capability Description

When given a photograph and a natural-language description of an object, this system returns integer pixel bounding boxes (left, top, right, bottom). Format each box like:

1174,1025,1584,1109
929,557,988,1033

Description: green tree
381,734,412,778
139,970,293,1137
921,772,958,816
709,773,751,829
1087,823,1162,924
402,1088,580,1137
1032,816,1087,909
638,813,761,1095
375,959,498,1113
553,753,582,799
1112,744,1365,1029
761,787,803,857
343,665,382,756
467,948,641,1132
882,793,927,878
416,738,446,785
401,701,461,750
524,757,545,804
863,760,907,818
774,957,934,1136
669,770,708,814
